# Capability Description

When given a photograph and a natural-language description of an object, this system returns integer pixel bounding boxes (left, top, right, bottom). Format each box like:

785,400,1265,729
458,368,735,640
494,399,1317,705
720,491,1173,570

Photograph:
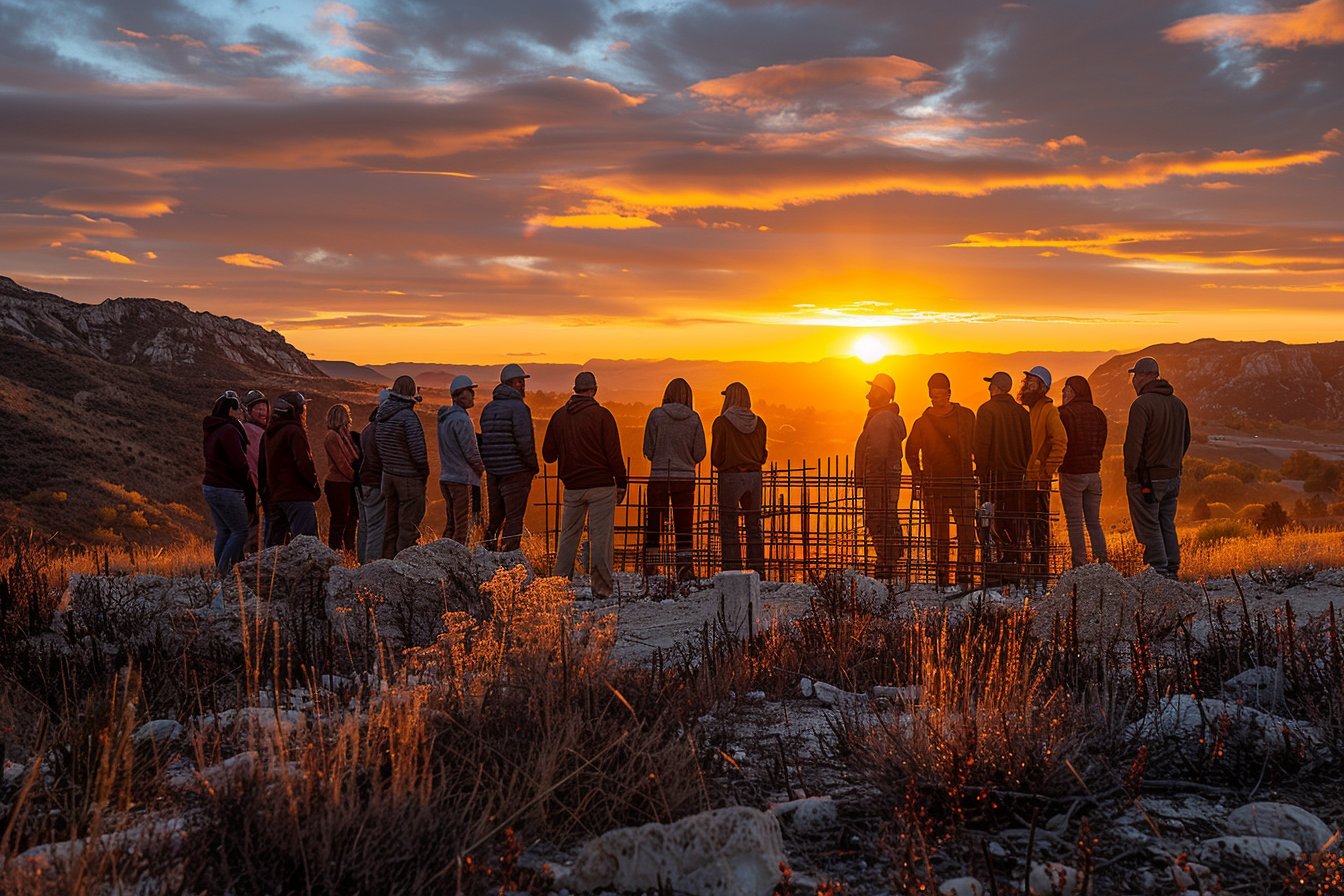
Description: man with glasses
1124,357,1191,579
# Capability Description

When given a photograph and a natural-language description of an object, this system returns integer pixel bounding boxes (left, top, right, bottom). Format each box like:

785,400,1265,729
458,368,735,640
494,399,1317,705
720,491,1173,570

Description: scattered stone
799,677,815,698
1125,694,1324,755
131,719,183,746
1196,835,1302,866
770,796,837,836
1167,859,1214,890
1034,563,1199,646
236,536,342,602
1028,861,1082,895
1221,667,1288,708
872,685,920,702
1226,802,1335,852
939,877,985,896
714,570,761,638
555,806,785,896
811,680,864,707
198,751,259,790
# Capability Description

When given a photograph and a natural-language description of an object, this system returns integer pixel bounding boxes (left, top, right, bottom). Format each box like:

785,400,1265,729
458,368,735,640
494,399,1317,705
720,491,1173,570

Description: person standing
240,390,269,554
258,391,320,546
323,403,360,553
1019,366,1067,591
481,363,539,552
356,390,388,564
855,373,906,581
438,375,486,545
1123,357,1191,579
905,373,976,590
973,371,1031,584
542,371,628,599
376,375,428,558
642,377,706,581
202,390,250,579
711,382,768,575
1058,375,1108,568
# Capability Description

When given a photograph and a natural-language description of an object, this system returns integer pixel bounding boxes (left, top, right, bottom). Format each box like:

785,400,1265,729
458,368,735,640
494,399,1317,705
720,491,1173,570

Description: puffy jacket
259,415,320,503
376,394,429,479
1059,377,1107,475
973,393,1030,476
542,394,627,489
203,415,250,491
711,408,768,472
855,403,905,484
480,383,539,476
1124,379,1191,482
358,419,383,488
437,404,486,485
905,404,975,480
643,403,706,479
1026,395,1068,482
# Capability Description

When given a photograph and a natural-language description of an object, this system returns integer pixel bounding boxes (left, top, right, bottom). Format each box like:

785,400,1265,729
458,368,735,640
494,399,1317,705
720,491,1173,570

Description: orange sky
1,0,1341,363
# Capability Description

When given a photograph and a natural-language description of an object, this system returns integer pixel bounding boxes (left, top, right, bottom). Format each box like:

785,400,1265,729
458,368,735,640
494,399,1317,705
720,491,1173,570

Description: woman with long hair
323,402,360,552
642,377,706,581
201,390,251,580
711,381,768,575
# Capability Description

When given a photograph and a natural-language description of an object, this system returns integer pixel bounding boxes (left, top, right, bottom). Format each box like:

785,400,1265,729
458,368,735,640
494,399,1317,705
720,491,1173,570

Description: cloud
0,213,136,251
688,56,939,115
84,248,135,264
220,44,262,56
116,27,148,40
1165,0,1344,49
40,190,178,217
218,252,284,268
1042,134,1086,154
312,56,385,76
527,212,660,231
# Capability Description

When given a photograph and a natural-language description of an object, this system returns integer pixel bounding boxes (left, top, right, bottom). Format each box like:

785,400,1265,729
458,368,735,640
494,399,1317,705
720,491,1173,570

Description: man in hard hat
855,372,906,582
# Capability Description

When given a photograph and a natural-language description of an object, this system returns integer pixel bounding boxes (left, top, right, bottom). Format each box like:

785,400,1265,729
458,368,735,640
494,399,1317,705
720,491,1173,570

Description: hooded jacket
480,383,539,476
855,403,906,484
358,416,383,488
905,403,975,480
258,414,320,503
203,415,250,491
1059,376,1107,475
973,393,1031,477
1124,378,1190,482
711,407,768,472
437,403,486,485
375,393,429,479
542,394,627,489
643,402,707,479
1025,394,1068,482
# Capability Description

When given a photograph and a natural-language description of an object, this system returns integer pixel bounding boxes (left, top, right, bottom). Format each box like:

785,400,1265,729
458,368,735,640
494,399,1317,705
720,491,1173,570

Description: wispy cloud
84,248,135,265
1165,0,1344,49
218,252,284,269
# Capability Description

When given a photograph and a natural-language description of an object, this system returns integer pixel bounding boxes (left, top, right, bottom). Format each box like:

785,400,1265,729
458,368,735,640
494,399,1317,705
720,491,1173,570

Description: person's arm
257,437,270,503
326,431,355,480
710,417,724,469
407,413,429,479
1181,403,1191,457
1123,401,1145,481
973,411,991,476
692,416,707,465
294,430,320,494
604,411,627,489
904,421,923,478
458,417,486,477
222,426,249,482
541,410,559,465
1044,406,1068,478
642,411,657,462
758,418,768,465
518,406,539,473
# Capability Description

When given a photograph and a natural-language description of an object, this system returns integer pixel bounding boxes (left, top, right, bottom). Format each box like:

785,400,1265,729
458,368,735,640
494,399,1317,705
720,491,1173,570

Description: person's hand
615,488,626,505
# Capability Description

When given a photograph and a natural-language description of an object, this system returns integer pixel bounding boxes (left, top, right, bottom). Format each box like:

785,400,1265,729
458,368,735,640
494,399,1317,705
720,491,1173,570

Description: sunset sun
852,333,891,364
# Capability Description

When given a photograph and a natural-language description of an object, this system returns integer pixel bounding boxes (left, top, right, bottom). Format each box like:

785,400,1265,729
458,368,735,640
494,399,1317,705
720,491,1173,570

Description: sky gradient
1,0,1341,364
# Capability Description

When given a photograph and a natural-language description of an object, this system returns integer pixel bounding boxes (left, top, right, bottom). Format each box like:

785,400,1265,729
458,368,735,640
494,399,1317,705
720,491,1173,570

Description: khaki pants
440,481,474,545
381,473,426,559
863,478,903,579
554,486,617,599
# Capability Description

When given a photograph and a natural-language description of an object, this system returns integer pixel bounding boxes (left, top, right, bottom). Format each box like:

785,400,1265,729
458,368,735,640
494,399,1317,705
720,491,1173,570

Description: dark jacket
375,394,429,479
855,403,906,483
1124,379,1191,482
643,403,706,479
259,415,320,503
973,393,1031,477
437,404,486,485
480,383,539,476
541,395,627,489
1059,377,1107,475
905,404,975,481
358,418,383,488
203,415,250,491
711,408,768,472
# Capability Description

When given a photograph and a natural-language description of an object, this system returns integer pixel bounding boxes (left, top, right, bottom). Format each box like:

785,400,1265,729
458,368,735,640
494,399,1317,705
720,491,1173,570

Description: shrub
1205,501,1233,518
1200,473,1244,502
1196,519,1253,544
1256,501,1290,535
1191,497,1211,521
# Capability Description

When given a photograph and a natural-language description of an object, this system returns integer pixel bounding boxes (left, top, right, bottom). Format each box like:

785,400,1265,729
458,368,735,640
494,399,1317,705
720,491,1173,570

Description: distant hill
1089,339,1344,424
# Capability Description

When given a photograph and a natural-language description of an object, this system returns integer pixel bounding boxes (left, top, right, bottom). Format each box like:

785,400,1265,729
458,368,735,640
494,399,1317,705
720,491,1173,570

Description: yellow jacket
1027,396,1068,481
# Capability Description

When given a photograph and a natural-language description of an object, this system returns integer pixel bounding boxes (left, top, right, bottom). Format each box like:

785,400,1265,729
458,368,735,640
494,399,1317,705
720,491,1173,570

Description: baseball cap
1128,356,1160,375
500,362,530,383
927,372,951,391
1023,365,1052,389
866,372,896,399
574,371,597,392
449,374,478,395
984,371,1013,391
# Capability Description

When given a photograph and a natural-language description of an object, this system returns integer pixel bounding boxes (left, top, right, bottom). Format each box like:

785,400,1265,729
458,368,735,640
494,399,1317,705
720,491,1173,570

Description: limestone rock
939,876,985,895
1028,861,1082,895
770,797,837,837
1034,563,1198,646
132,719,184,746
1196,835,1303,866
713,570,760,638
1125,694,1324,756
555,806,785,896
1222,667,1288,708
236,536,342,602
1226,802,1335,852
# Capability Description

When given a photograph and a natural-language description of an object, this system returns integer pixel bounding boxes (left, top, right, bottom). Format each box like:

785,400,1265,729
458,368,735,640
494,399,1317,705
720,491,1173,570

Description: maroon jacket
541,395,628,490
1059,376,1108,475
202,415,250,491
258,415,320,503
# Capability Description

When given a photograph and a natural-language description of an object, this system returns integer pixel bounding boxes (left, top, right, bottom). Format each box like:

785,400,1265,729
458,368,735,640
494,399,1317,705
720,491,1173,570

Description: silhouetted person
438,375,486,545
712,382,767,575
543,371,627,599
323,402,359,553
905,372,976,590
1124,356,1190,579
1058,375,1108,568
259,391,320,546
202,390,250,579
356,390,388,564
481,363,539,552
856,373,906,581
642,377,706,581
377,375,428,558
1020,366,1067,592
973,372,1031,584
240,390,269,554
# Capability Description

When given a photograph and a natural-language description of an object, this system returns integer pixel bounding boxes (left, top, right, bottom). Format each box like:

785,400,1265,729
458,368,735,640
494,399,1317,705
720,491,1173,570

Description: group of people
200,355,1190,591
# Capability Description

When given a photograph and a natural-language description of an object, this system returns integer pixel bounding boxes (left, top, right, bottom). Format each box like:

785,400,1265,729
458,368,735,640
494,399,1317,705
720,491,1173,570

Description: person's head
242,390,269,425
1018,366,1051,404
392,375,421,403
721,381,751,414
662,377,693,409
866,373,895,408
927,372,951,411
984,371,1012,397
212,390,241,419
1062,374,1092,406
450,375,477,409
499,362,530,395
573,370,597,397
327,402,351,432
1128,356,1160,395
274,391,307,426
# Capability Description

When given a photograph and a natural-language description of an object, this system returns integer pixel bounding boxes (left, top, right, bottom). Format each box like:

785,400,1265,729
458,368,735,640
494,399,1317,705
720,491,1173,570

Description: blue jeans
265,500,319,546
718,471,764,574
202,485,248,579
1128,477,1181,577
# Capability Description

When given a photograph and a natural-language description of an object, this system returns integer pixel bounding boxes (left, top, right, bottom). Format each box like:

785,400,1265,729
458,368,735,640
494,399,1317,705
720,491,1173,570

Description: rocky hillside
1090,339,1344,424
0,276,322,377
